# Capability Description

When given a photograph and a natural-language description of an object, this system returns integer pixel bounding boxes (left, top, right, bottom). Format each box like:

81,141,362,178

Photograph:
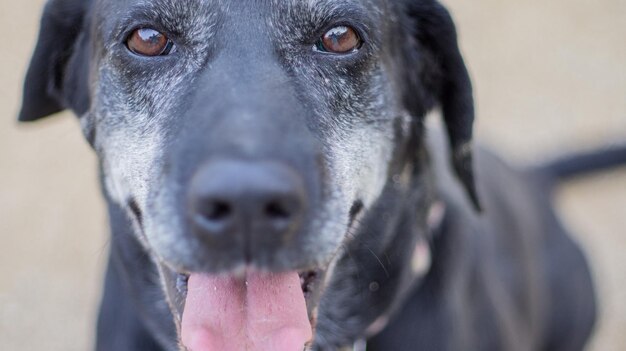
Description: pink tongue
181,271,312,351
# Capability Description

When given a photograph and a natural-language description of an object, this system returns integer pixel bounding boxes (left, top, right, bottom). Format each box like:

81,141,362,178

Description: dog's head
20,0,476,349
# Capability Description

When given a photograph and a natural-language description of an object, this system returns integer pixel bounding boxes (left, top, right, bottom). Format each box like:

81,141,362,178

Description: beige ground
0,0,624,350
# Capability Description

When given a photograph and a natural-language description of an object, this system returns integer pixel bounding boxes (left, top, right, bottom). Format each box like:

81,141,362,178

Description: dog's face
92,0,399,272
20,0,476,349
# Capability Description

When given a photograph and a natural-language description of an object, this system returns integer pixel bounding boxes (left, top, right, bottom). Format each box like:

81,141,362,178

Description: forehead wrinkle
300,0,372,22
267,0,372,21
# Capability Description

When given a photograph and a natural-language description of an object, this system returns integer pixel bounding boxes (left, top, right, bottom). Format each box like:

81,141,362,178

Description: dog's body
367,135,599,351
19,0,607,350
96,131,600,351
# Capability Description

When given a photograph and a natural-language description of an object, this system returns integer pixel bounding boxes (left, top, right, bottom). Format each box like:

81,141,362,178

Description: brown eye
316,26,361,54
127,28,174,56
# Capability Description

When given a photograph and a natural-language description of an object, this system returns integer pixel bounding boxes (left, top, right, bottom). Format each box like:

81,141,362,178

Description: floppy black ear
18,0,90,122
405,0,481,210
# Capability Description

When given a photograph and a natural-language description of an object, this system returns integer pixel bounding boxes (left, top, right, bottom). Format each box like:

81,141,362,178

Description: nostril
193,199,234,235
264,200,292,220
204,200,233,221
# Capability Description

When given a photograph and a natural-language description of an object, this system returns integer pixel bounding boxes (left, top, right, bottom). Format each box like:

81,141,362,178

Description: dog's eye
315,26,361,54
127,28,174,57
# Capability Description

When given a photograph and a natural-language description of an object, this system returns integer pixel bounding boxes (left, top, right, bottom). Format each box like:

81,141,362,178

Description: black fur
404,0,480,210
19,0,92,122
18,1,605,350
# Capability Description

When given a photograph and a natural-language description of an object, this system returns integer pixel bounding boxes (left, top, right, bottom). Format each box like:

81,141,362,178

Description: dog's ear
405,0,481,210
18,0,91,122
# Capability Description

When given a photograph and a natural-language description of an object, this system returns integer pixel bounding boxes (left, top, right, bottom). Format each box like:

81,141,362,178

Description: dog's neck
338,197,445,351
314,149,441,348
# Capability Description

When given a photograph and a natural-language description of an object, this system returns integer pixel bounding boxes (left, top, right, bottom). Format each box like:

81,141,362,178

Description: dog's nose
188,160,306,243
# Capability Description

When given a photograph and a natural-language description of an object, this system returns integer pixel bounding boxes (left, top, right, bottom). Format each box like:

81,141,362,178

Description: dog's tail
536,142,626,181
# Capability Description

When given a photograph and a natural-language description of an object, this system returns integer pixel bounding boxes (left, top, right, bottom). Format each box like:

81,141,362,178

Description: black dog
19,0,616,349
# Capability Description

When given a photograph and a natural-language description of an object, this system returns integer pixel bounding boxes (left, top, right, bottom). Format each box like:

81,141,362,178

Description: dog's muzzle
181,159,315,350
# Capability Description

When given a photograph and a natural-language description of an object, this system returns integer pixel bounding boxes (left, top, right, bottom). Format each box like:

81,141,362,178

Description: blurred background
0,0,624,350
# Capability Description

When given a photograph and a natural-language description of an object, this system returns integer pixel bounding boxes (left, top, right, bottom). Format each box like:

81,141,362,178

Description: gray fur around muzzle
144,56,329,274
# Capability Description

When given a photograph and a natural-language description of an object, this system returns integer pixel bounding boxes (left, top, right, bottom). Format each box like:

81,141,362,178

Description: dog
19,0,615,350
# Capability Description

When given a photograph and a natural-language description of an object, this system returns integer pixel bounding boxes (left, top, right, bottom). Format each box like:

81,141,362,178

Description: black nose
188,160,306,245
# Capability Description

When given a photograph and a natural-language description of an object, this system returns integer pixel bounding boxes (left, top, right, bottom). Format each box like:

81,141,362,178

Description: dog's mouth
176,268,323,351
170,200,364,350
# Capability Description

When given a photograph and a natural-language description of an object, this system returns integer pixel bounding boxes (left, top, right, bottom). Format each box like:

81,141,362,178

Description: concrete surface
0,0,624,350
